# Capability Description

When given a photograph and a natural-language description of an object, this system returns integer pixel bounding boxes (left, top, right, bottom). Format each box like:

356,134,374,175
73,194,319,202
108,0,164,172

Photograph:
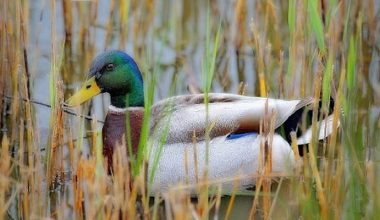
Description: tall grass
0,0,379,219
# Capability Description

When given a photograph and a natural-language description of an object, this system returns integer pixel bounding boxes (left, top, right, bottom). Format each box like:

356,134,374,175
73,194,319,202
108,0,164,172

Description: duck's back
150,93,310,144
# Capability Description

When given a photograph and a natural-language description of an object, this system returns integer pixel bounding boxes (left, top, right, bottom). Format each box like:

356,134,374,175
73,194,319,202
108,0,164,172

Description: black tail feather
275,97,335,156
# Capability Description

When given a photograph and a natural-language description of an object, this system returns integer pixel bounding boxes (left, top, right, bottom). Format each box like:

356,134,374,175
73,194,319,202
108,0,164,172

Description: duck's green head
66,51,144,108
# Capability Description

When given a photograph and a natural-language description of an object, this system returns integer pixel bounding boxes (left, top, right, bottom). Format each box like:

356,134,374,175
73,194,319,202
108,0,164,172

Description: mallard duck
66,50,335,193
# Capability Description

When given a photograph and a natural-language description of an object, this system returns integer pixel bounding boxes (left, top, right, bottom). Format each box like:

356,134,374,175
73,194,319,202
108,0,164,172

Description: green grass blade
322,52,333,110
347,36,356,91
288,0,296,34
307,0,326,54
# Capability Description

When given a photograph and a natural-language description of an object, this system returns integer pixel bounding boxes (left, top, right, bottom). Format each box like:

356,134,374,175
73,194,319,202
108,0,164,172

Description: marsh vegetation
1,0,380,219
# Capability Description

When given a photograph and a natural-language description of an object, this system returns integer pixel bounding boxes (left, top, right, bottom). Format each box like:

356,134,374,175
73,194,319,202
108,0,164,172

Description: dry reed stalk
267,177,284,219
367,0,376,44
0,135,11,219
62,0,73,42
112,143,132,219
167,188,190,220
333,141,344,220
163,146,195,219
151,193,162,220
46,82,65,187
278,51,285,98
18,118,30,220
197,125,213,219
289,1,311,97
118,0,130,49
132,0,155,57
128,175,140,219
61,0,74,86
329,58,346,220
237,82,247,95
264,0,281,54
192,131,200,188
89,117,98,158
308,69,328,219
290,132,300,167
9,45,20,146
0,6,5,113
287,26,297,97
247,100,276,219
145,0,155,30
248,171,264,220
234,0,247,84
76,158,96,219
162,193,173,220
131,1,140,56
297,5,308,99
77,2,88,53
224,178,239,220
76,1,97,79
168,173,294,193
263,104,276,219
365,160,376,216
249,118,268,219
140,167,150,219
20,73,36,220
73,159,85,219
197,182,209,219
67,127,75,174
75,119,109,219
4,1,43,218
321,23,339,209
104,0,115,48
324,57,342,194
250,20,267,97
184,147,190,187
213,184,222,220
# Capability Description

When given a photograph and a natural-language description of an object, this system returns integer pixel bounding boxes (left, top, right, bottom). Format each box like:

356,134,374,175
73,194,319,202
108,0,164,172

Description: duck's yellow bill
66,76,101,107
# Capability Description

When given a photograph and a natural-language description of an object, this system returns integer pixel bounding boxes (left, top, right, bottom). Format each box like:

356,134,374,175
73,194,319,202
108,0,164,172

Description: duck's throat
110,90,144,108
110,95,128,108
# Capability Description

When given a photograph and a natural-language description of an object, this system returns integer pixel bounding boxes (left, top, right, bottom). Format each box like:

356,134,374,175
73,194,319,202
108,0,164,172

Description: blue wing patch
226,132,258,140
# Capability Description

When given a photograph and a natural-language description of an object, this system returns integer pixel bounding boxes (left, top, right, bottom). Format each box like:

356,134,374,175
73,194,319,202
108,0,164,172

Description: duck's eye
105,63,115,71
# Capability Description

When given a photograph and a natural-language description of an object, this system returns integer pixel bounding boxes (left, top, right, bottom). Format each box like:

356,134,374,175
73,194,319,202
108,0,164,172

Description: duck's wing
150,93,313,144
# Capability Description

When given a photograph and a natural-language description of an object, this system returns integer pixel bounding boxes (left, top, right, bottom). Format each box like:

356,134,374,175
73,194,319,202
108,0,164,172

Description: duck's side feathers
148,134,294,194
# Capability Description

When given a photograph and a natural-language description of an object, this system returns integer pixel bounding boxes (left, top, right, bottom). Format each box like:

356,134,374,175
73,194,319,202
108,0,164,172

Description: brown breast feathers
102,108,144,168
